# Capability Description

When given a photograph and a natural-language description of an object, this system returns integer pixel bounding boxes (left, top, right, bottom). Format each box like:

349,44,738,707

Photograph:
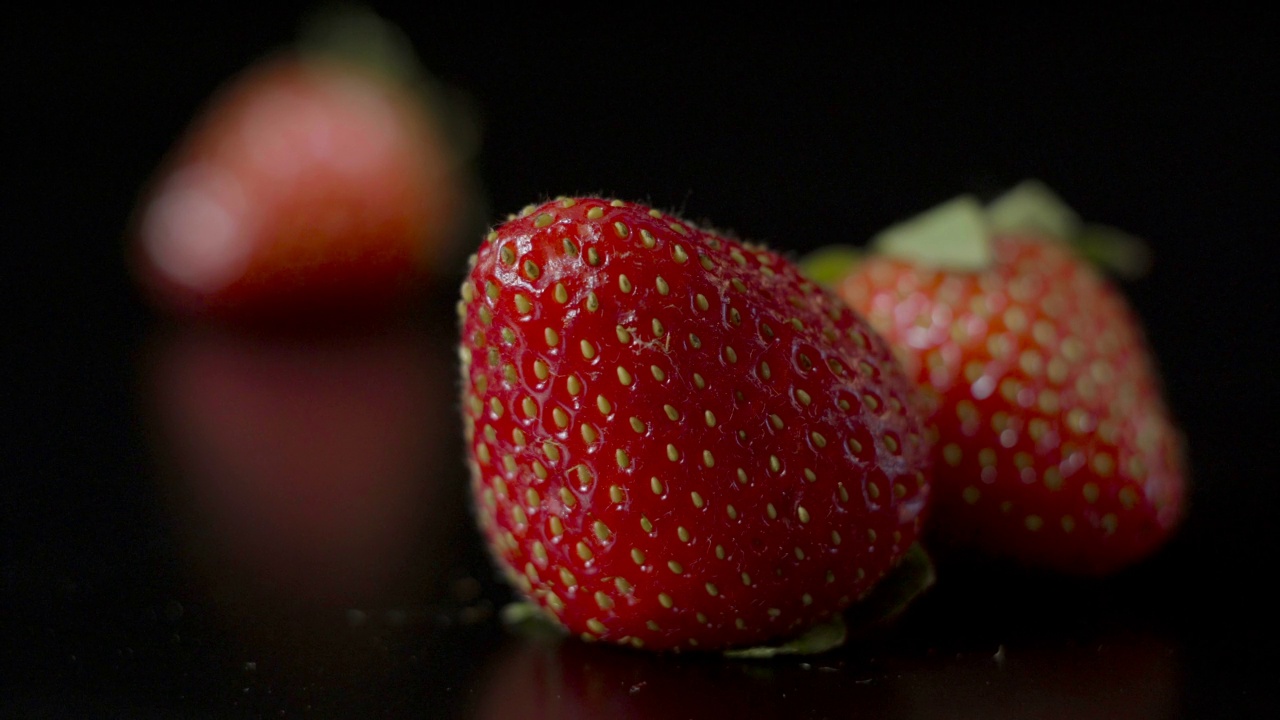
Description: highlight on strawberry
457,197,934,653
821,181,1187,576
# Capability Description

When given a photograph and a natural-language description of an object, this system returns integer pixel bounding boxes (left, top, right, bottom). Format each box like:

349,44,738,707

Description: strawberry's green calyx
986,178,1152,279
985,178,1082,242
870,180,1152,279
297,3,482,163
501,601,569,642
798,244,863,289
842,543,935,636
297,4,424,89
1072,223,1154,280
871,195,993,272
722,617,848,660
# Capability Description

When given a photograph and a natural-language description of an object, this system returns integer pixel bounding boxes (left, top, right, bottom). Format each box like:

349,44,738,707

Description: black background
4,6,1278,718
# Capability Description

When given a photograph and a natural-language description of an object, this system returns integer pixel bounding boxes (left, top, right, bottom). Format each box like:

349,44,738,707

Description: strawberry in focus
457,197,932,652
131,10,476,323
836,193,1186,576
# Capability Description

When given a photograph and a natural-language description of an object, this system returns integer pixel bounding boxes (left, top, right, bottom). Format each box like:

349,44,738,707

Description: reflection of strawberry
836,193,1186,575
131,8,478,323
458,197,932,652
472,635,896,719
891,630,1180,719
143,324,462,607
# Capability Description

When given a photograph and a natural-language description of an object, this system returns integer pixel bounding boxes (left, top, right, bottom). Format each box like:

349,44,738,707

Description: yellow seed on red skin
594,521,612,541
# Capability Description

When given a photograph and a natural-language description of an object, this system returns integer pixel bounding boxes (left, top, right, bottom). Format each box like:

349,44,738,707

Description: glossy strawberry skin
458,198,931,651
132,55,465,322
839,235,1186,575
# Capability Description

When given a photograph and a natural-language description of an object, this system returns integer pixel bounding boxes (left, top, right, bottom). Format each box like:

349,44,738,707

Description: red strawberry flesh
458,198,931,651
840,234,1185,575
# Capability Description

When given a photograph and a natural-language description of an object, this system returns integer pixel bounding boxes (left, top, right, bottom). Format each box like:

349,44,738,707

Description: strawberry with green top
457,197,932,652
131,7,478,324
832,183,1187,576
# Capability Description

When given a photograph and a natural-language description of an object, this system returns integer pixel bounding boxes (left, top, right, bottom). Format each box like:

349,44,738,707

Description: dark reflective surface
5,8,1277,719
2,301,1267,717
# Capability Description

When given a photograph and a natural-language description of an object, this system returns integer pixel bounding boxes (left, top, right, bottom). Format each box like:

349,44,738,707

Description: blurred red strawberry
834,191,1186,575
130,7,480,324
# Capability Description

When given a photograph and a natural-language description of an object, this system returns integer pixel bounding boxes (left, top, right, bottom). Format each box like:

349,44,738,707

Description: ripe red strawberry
836,194,1187,576
130,9,477,323
457,197,932,652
